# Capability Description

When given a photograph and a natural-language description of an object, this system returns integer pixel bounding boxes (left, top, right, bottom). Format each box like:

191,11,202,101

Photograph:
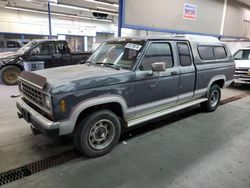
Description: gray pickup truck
16,35,235,157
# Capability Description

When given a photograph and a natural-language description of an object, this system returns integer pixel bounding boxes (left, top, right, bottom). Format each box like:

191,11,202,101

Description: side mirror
151,62,166,72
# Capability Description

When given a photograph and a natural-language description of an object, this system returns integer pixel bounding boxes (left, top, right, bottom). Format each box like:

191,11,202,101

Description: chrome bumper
16,98,60,137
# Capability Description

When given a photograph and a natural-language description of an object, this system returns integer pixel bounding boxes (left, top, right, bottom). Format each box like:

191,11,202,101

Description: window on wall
7,41,18,48
177,42,192,66
139,42,173,71
0,41,4,48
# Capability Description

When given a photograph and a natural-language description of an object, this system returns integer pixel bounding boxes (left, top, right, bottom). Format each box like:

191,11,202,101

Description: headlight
44,95,51,109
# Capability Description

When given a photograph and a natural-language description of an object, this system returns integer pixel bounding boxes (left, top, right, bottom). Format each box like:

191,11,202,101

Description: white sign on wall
183,3,197,20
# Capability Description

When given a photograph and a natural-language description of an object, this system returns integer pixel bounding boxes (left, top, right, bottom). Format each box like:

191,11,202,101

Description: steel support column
48,2,52,39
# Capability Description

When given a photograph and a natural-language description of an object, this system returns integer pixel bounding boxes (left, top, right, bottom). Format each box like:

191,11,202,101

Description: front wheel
0,65,22,85
74,110,121,157
201,85,221,112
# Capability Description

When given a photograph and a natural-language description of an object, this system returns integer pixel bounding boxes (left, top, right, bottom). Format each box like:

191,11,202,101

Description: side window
56,42,70,54
177,42,192,66
7,41,17,48
214,46,227,59
32,43,53,55
139,42,173,71
198,46,214,60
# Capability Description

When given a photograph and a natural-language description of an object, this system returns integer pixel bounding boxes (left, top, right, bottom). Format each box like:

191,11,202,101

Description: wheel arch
0,64,24,71
59,95,129,135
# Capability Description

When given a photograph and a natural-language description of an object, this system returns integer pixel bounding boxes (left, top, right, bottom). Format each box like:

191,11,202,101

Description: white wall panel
0,7,115,36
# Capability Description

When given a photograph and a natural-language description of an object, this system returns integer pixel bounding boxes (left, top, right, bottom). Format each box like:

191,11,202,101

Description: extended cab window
234,50,250,60
198,46,214,60
56,42,70,54
177,42,192,66
214,46,227,59
198,45,227,61
139,42,173,71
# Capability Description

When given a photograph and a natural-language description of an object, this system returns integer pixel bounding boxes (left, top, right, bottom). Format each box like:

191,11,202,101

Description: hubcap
5,71,17,82
88,119,115,150
210,90,219,107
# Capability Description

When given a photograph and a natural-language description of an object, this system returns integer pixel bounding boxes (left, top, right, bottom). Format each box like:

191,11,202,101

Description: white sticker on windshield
125,43,142,51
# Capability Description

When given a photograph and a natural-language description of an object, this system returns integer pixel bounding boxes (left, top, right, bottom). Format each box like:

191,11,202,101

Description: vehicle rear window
177,43,192,66
198,45,227,61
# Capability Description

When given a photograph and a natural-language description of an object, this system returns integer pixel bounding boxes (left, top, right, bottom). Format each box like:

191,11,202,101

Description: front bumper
234,77,250,84
16,98,60,137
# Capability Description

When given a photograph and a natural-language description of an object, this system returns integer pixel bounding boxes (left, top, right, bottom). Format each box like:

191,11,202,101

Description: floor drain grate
0,149,81,186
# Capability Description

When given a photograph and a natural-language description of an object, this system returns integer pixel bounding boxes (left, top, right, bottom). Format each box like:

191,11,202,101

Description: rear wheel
74,110,121,157
0,65,22,85
201,85,221,112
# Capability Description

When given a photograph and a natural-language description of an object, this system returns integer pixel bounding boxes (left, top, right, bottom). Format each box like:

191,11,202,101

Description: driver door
134,41,180,118
27,42,54,69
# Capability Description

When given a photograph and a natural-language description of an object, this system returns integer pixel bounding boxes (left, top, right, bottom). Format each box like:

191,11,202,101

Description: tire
201,84,221,112
0,65,22,85
74,110,121,158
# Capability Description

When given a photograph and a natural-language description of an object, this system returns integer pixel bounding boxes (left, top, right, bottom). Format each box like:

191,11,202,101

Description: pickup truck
233,47,250,84
16,35,235,157
0,39,92,85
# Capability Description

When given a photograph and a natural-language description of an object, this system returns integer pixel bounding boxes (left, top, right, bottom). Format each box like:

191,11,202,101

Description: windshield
88,41,144,69
234,50,250,60
17,41,36,55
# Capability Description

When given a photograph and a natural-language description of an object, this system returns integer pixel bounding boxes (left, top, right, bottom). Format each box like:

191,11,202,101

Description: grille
235,68,250,76
20,81,44,107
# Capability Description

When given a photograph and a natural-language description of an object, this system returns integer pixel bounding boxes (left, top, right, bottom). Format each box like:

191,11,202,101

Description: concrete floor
1,84,250,188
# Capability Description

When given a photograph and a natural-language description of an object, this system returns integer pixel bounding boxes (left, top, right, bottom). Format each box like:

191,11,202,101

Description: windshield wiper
95,62,121,70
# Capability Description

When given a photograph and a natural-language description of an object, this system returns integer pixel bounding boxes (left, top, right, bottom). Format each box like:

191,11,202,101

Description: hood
0,51,19,60
235,60,250,69
34,64,133,94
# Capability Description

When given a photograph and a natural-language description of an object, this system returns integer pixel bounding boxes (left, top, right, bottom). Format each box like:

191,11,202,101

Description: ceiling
0,0,119,22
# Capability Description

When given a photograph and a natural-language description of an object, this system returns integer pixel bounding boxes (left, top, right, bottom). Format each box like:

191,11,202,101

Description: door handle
171,71,178,75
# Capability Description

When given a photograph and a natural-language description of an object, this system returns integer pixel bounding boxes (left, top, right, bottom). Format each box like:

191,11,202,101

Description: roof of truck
30,39,67,43
107,34,222,44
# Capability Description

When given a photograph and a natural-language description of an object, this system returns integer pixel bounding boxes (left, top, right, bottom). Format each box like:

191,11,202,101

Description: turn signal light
60,100,66,112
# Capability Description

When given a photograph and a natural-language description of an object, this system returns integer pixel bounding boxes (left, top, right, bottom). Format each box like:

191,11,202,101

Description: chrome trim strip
127,98,207,127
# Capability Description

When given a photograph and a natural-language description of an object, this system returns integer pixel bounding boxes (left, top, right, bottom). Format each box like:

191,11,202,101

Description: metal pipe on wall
48,2,52,39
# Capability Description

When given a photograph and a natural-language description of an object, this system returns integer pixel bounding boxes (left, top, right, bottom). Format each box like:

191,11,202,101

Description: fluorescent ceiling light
5,6,113,22
50,3,118,16
84,0,118,7
97,6,117,12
